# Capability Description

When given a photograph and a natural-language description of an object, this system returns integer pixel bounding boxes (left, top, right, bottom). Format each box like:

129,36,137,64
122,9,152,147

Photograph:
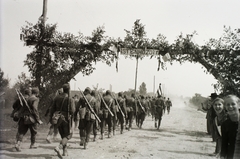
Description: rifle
112,94,125,118
79,88,101,123
98,93,114,117
15,89,23,107
16,89,43,124
16,89,32,114
137,98,146,113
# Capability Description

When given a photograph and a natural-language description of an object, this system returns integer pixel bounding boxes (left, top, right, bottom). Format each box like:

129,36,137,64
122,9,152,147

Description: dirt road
0,100,216,159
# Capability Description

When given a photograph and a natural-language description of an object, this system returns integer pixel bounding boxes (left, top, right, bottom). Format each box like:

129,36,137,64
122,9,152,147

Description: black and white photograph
0,0,240,159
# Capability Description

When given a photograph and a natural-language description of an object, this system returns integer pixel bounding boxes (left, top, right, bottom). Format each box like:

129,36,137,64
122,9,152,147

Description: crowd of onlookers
202,93,240,159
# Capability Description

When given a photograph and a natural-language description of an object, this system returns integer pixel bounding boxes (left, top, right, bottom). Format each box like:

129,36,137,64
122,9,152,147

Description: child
212,97,227,158
220,95,240,159
233,96,240,159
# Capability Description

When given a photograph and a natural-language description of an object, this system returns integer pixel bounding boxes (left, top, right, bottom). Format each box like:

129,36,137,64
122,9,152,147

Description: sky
1,0,240,97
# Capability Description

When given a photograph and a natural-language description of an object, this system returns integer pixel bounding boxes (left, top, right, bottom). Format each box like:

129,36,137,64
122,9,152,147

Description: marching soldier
136,95,147,129
51,84,75,158
75,87,97,149
45,88,63,143
13,88,31,152
150,97,156,121
155,95,164,129
15,87,42,151
166,98,172,114
99,90,116,139
91,90,100,141
125,93,136,131
116,92,127,134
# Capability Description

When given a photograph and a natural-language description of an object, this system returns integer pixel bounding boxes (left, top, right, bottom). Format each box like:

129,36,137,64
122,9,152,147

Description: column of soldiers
11,83,173,158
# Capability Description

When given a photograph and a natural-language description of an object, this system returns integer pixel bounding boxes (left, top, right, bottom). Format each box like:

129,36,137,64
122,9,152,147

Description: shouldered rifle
112,94,125,118
16,89,43,124
15,89,24,107
98,93,114,117
79,88,101,123
16,89,33,114
137,99,146,113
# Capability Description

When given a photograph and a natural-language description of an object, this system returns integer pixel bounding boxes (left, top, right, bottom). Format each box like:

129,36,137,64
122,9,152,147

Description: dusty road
0,100,216,159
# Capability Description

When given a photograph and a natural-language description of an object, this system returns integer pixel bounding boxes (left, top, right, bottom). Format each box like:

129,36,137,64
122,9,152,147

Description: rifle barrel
79,89,101,123
98,93,114,117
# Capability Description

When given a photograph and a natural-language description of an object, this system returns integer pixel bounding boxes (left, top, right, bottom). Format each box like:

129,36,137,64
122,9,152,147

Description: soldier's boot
108,132,112,138
83,138,87,149
54,144,63,159
15,141,21,152
46,135,52,143
100,134,104,140
93,135,96,142
79,137,84,146
62,145,68,156
120,129,123,134
30,143,38,149
155,122,157,128
157,121,161,130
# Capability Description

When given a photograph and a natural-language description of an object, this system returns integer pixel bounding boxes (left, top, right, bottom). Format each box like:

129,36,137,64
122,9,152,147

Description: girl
212,97,227,158
221,95,240,159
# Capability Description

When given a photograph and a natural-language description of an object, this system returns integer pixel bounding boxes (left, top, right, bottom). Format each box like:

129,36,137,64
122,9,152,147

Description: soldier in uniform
136,95,147,129
91,90,100,141
74,87,97,149
15,87,42,151
73,94,80,130
51,84,75,158
45,88,63,143
125,93,136,131
166,98,172,114
116,92,127,134
99,90,116,139
13,88,31,152
155,95,164,129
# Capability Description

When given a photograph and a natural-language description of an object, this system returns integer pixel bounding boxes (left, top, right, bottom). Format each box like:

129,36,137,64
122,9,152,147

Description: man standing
75,87,97,149
51,84,75,158
155,95,164,130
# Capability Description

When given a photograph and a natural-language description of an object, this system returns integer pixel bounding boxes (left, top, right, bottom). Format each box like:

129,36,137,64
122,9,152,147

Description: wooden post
134,55,139,95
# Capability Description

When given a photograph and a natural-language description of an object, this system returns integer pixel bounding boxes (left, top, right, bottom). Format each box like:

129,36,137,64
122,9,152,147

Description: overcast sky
1,0,239,97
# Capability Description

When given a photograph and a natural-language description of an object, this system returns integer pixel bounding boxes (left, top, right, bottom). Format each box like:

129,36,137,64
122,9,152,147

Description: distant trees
0,68,9,91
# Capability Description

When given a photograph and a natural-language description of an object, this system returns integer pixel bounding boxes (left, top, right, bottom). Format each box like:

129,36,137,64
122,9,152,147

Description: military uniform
116,92,127,134
154,96,164,129
166,98,172,114
15,88,42,151
136,96,147,129
51,84,75,158
91,90,100,141
75,87,97,149
125,94,136,130
99,90,116,139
